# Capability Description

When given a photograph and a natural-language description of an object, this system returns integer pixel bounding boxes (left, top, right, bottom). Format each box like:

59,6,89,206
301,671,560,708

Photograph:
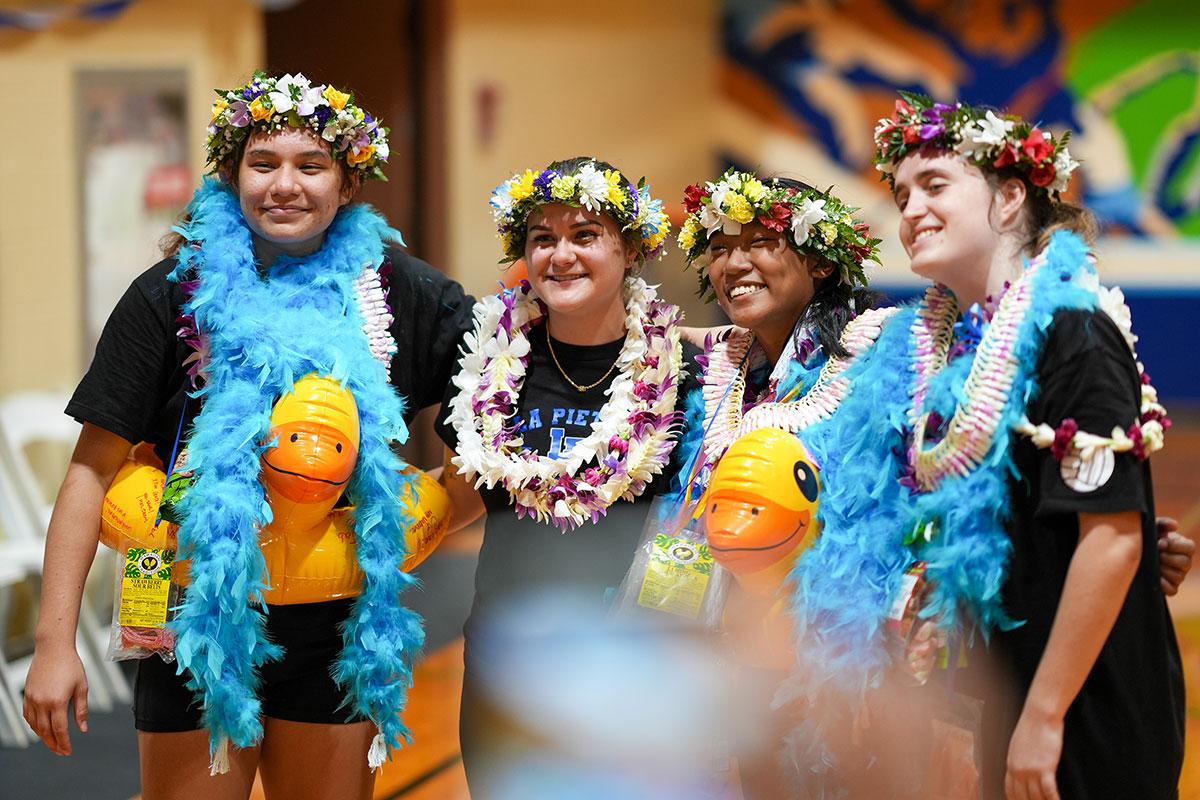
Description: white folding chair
0,393,130,710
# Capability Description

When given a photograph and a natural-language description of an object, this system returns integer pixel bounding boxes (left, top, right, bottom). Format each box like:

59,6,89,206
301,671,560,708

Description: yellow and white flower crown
489,159,671,263
206,71,389,181
678,169,880,301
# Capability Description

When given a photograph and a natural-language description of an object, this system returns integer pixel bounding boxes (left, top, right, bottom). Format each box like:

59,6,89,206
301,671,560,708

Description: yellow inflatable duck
100,374,450,604
703,427,821,667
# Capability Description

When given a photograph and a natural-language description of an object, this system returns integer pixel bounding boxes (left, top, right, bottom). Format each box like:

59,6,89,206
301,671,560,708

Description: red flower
1030,162,1056,188
992,144,1018,169
1022,128,1053,163
895,98,913,116
683,183,708,214
1126,423,1147,461
1050,418,1078,461
758,201,791,233
902,126,921,144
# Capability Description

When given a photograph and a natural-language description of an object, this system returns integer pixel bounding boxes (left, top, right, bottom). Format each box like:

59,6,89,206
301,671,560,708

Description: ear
339,170,363,207
993,176,1027,230
808,256,835,280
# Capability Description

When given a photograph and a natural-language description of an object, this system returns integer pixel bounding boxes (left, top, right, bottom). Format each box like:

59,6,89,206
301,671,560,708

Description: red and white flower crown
872,92,1078,198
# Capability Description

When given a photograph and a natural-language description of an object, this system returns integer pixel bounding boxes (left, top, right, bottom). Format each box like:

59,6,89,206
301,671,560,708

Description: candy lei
447,277,683,530
700,307,896,467
908,251,1168,492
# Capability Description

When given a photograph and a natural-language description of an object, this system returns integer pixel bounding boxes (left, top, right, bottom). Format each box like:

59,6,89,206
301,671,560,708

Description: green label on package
636,532,713,619
119,547,174,628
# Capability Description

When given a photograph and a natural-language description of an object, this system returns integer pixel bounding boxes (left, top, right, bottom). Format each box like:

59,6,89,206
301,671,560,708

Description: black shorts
134,598,359,732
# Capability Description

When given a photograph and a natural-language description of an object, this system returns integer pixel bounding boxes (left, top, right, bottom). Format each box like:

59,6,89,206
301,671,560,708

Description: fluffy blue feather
168,179,423,757
778,231,1100,794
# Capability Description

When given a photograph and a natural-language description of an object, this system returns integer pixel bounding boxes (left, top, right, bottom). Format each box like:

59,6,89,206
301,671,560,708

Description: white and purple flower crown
206,71,389,181
489,160,671,264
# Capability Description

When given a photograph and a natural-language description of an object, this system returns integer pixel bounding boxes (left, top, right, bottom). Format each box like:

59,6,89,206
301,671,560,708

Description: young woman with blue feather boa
814,94,1185,800
23,73,474,799
675,153,1189,798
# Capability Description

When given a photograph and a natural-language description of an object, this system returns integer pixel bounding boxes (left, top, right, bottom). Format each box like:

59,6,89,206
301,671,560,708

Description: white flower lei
446,277,684,530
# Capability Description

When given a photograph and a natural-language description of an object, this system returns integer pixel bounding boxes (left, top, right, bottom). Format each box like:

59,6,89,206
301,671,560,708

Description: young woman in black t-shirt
868,95,1185,799
436,156,711,797
23,73,473,799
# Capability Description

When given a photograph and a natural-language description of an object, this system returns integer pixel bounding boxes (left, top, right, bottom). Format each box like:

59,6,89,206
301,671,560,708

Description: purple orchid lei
446,277,684,530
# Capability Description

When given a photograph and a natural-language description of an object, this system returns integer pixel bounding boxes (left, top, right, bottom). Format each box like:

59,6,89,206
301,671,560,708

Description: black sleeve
65,260,184,444
1027,308,1148,518
384,248,476,421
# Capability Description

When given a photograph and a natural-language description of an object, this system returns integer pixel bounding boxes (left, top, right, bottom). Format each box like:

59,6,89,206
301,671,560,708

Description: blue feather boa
167,179,423,759
779,231,1100,794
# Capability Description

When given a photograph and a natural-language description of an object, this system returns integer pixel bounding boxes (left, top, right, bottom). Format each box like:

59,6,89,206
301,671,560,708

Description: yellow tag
119,547,174,628
636,533,713,619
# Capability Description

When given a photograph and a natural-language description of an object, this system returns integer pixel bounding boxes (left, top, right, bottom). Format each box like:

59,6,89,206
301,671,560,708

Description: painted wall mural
722,0,1200,238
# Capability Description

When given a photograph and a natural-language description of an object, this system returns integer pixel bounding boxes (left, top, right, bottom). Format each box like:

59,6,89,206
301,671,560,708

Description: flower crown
678,169,880,300
206,72,389,181
872,91,1078,198
489,160,671,263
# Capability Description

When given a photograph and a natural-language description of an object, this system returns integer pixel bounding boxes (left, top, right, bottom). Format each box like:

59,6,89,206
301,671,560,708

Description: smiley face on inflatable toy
703,427,820,577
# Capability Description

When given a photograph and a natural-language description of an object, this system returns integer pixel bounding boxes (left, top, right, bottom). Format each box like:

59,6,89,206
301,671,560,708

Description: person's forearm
439,447,485,534
34,466,109,648
35,425,130,649
1021,511,1142,721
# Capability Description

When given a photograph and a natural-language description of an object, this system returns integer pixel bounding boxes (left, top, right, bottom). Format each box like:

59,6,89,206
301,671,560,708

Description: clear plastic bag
106,536,182,663
612,498,731,629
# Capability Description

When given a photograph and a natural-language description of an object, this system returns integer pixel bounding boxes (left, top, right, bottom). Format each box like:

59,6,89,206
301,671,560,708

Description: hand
22,645,89,755
903,620,938,685
1157,517,1193,596
1004,707,1063,800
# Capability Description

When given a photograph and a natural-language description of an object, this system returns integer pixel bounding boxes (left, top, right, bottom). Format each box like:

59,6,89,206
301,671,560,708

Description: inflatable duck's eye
335,442,343,453
711,502,718,513
751,507,759,516
290,433,299,443
794,460,819,502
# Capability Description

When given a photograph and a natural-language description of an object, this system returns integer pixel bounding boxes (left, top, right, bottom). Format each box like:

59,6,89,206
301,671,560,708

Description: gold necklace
545,326,622,392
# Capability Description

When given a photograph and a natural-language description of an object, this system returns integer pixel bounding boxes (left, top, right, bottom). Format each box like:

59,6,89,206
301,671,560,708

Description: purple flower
534,169,558,200
633,380,659,402
796,336,818,365
228,101,251,128
919,123,944,141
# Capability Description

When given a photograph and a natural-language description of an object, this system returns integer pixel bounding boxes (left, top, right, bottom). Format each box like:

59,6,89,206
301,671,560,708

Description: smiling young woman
434,156,714,797
21,72,474,800
818,93,1185,800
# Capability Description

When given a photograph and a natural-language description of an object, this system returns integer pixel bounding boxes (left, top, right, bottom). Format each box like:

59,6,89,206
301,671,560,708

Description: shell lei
446,277,683,530
908,254,1168,491
698,307,896,471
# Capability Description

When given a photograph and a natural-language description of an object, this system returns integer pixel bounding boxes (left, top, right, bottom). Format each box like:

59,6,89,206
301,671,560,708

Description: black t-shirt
436,324,701,678
987,309,1184,799
67,245,475,465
